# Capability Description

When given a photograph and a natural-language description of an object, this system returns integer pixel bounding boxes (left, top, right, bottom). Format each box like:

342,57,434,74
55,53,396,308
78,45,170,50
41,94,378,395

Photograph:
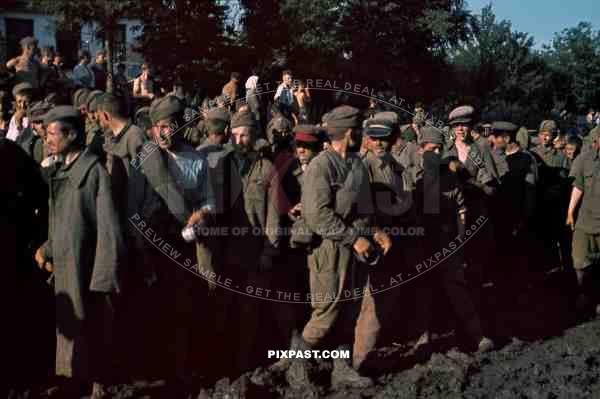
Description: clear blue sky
467,0,598,47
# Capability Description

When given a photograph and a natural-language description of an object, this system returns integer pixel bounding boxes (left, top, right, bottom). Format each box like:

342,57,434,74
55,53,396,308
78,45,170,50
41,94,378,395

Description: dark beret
323,105,361,129
73,88,91,108
419,125,445,145
230,110,257,129
364,119,394,138
448,105,475,126
20,36,38,47
491,121,519,135
43,105,82,126
12,82,33,98
149,95,185,124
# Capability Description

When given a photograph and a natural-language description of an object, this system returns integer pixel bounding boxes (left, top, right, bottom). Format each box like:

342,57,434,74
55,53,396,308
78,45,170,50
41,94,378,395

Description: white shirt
274,83,293,106
7,115,29,141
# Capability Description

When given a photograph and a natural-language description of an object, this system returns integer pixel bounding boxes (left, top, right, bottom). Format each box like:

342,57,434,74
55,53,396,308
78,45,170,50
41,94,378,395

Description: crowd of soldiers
4,36,600,398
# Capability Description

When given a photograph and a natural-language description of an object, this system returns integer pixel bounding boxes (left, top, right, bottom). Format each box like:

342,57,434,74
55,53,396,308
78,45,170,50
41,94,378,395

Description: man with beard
489,122,539,284
288,106,390,389
148,95,215,385
96,93,191,378
414,125,493,354
35,106,124,398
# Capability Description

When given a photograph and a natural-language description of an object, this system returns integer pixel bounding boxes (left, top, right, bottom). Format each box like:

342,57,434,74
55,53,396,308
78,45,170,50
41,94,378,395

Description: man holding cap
289,105,390,389
35,105,124,398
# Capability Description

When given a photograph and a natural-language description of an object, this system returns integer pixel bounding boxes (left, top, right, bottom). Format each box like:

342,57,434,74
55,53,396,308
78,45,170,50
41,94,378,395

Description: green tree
450,4,551,125
543,22,600,113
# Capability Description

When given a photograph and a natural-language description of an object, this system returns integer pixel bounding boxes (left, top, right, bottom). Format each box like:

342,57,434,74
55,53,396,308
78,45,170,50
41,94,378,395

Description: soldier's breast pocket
245,177,268,208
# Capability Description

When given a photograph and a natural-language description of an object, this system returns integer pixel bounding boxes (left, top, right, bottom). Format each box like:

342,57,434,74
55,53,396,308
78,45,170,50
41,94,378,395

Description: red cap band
294,132,319,143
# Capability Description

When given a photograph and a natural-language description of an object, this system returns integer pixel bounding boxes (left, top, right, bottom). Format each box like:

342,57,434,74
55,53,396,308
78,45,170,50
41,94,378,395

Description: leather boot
269,330,301,374
286,336,315,389
331,345,373,389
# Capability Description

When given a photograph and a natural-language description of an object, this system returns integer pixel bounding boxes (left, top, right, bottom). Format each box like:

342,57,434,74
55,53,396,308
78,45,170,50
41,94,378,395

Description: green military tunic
391,141,422,191
301,148,373,346
43,149,124,379
570,149,600,270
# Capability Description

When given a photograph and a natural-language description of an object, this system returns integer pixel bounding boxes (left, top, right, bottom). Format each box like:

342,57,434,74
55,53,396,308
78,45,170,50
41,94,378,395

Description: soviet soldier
533,120,570,271
16,99,50,164
353,117,411,370
567,128,600,319
96,93,192,377
269,124,325,373
413,125,494,353
35,106,124,398
489,121,539,284
288,106,391,389
194,110,283,375
445,106,499,298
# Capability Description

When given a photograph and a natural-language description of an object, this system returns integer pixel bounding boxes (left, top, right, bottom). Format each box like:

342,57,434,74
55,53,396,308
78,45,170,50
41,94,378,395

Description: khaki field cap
538,119,558,135
491,121,519,135
323,105,361,129
205,107,230,122
43,105,81,126
149,95,184,124
12,82,33,98
230,110,257,129
419,125,444,145
448,105,475,126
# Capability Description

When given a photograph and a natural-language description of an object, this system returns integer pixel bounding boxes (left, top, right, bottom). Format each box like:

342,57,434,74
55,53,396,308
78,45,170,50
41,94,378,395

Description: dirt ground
10,270,600,399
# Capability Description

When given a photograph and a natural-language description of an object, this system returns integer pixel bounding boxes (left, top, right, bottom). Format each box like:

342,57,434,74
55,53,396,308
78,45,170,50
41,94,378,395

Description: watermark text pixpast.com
268,349,350,360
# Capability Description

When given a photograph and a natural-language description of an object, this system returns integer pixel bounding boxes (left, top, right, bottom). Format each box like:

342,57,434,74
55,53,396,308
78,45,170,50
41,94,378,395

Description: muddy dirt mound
200,319,600,399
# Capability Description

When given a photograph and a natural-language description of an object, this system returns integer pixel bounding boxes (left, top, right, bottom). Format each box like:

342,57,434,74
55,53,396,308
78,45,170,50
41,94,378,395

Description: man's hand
288,203,303,221
448,160,461,173
13,108,26,129
186,208,211,227
373,230,392,255
34,246,45,269
566,211,576,231
35,245,53,272
353,237,372,258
